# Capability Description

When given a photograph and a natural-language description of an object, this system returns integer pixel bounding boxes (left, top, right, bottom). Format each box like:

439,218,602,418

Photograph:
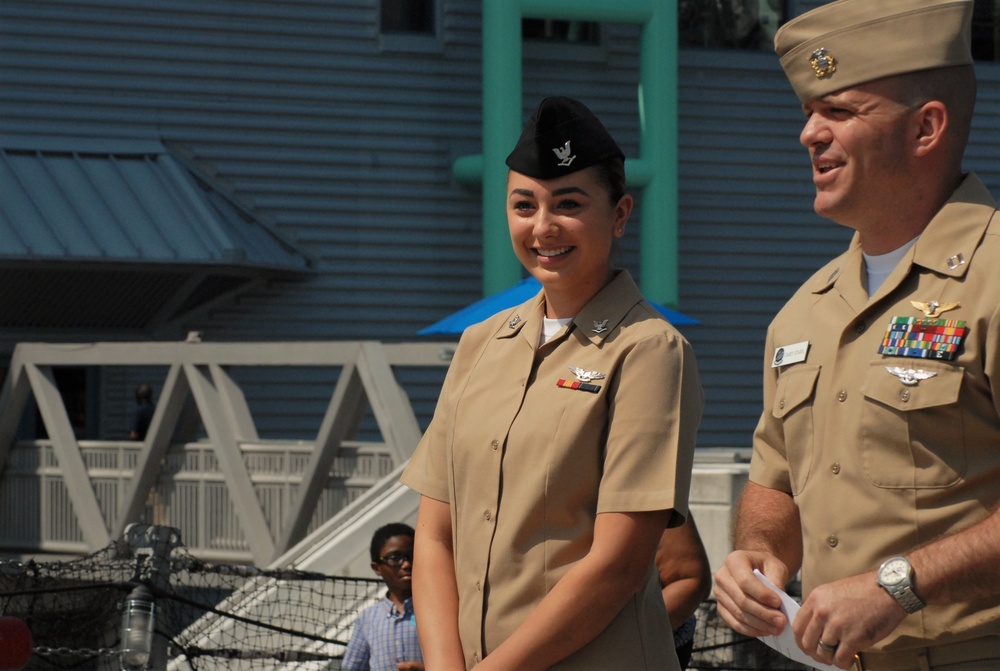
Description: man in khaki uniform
713,1,1000,669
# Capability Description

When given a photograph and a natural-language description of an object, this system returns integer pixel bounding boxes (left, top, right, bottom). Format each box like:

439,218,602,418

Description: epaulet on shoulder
807,253,850,294
468,308,517,339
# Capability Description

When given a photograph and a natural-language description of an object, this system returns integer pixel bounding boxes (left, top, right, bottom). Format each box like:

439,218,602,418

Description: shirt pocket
772,365,821,495
859,361,965,488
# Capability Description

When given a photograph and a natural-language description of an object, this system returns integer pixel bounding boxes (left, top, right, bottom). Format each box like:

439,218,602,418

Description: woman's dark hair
370,522,415,561
590,156,627,205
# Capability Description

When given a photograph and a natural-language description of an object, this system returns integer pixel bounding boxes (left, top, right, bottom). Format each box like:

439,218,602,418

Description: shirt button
854,322,866,336
837,390,848,402
900,389,911,402
491,439,499,451
827,534,839,548
484,509,492,521
778,399,786,410
831,462,841,475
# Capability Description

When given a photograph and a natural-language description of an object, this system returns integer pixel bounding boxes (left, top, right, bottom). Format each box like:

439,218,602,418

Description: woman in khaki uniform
400,97,703,670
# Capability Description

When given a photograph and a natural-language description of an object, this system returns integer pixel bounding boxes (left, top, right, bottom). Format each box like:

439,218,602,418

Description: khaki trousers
853,636,1000,671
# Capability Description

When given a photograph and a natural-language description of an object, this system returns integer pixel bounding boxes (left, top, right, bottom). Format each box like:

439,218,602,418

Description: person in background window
342,523,424,671
656,515,712,669
128,383,155,441
401,96,703,670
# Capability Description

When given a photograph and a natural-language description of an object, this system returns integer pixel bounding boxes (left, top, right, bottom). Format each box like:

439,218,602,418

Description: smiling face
799,78,919,234
371,534,414,604
506,165,632,318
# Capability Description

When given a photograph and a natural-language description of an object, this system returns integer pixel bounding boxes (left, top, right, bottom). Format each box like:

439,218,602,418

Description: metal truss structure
0,340,453,565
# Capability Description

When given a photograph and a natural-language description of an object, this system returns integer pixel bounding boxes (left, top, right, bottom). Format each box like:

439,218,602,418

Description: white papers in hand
752,569,839,671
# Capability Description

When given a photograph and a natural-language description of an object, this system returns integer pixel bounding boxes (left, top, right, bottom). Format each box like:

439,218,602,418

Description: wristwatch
877,556,925,614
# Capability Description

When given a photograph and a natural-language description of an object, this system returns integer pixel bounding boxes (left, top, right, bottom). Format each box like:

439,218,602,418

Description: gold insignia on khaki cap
774,0,974,102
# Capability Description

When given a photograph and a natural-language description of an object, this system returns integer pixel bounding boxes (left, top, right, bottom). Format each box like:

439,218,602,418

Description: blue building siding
2,1,1000,446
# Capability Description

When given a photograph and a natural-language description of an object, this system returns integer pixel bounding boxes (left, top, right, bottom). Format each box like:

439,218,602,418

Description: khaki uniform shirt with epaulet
751,173,1000,652
401,271,703,670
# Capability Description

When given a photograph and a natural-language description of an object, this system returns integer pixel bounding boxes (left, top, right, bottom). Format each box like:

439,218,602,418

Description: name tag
771,341,809,368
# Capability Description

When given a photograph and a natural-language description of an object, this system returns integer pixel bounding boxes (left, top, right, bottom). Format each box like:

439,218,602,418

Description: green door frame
452,0,679,306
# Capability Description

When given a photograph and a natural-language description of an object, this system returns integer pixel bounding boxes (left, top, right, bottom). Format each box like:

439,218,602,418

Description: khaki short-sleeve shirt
751,173,1000,652
401,271,703,669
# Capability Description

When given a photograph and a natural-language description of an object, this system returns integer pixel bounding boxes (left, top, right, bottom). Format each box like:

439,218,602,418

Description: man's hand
713,550,790,638
793,572,906,669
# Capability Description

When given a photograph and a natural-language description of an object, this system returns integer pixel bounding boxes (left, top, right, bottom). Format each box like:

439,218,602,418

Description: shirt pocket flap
861,362,962,411
773,365,821,419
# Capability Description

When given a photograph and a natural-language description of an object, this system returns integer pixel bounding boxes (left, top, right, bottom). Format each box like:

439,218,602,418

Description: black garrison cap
505,96,624,179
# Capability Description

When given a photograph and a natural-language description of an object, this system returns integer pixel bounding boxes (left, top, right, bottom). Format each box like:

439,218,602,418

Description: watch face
880,558,909,586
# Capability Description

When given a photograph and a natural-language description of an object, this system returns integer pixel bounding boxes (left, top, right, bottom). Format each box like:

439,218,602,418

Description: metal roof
0,135,311,271
0,136,313,331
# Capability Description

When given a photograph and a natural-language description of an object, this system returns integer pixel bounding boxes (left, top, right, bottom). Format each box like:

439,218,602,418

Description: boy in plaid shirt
342,523,424,671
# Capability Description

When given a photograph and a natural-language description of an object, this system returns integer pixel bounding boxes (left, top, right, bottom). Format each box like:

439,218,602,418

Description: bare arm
713,482,803,637
411,495,466,671
731,482,803,569
475,509,669,671
656,516,712,630
909,504,1000,604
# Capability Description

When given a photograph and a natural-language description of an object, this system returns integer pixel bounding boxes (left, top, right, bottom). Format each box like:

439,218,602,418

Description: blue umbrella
418,276,699,335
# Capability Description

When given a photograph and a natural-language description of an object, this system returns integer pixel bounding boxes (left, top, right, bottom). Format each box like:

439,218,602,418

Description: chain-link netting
1,536,381,671
688,601,811,670
2,534,812,671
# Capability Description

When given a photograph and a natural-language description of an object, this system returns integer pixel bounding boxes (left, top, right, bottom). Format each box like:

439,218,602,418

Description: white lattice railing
0,340,454,564
0,438,396,562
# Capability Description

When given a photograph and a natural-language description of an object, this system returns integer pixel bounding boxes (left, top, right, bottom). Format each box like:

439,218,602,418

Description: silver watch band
894,585,925,614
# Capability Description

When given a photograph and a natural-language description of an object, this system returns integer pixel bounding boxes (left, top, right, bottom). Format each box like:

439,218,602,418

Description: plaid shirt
342,596,423,671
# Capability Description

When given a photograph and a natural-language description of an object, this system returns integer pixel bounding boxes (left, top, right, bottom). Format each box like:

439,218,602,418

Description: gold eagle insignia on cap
809,47,837,78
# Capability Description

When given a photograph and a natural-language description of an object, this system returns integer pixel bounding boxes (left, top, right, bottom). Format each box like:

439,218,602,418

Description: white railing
0,340,454,564
0,438,397,562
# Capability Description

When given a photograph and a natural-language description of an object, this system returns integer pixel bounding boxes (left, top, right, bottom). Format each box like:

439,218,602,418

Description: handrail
0,340,454,564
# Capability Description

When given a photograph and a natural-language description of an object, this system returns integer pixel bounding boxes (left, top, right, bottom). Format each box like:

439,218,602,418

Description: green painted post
639,0,679,307
480,1,524,295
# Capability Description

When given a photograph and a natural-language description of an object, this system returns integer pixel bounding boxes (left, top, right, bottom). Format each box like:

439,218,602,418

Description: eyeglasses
378,551,413,568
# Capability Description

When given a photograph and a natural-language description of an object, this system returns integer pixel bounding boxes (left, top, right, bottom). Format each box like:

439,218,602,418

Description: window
380,0,435,35
972,0,1000,60
680,0,784,50
378,0,441,53
522,19,600,45
31,367,98,440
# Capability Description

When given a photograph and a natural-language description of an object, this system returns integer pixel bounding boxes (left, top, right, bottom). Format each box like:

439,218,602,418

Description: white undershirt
541,316,573,345
863,236,919,297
